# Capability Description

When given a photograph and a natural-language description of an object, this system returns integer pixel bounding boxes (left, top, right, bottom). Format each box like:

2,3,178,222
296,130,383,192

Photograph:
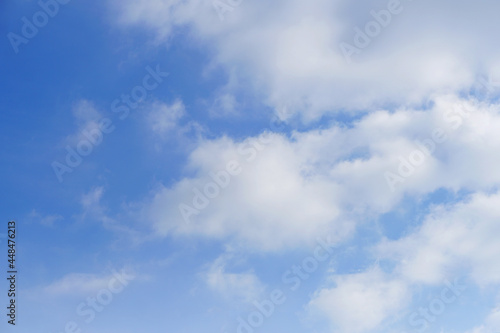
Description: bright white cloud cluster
145,133,349,252
141,95,500,254
12,0,500,331
309,267,409,333
105,1,500,331
113,0,500,120
131,94,500,331
309,190,500,332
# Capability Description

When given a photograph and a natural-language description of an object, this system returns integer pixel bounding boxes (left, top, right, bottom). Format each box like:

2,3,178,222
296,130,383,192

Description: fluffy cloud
308,267,409,333
138,95,500,252
377,191,500,286
203,253,264,303
112,0,500,120
104,3,500,330
144,132,349,252
309,190,500,332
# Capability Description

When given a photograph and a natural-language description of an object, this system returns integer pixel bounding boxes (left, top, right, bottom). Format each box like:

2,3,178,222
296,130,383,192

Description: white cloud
79,187,145,244
45,274,111,295
308,267,409,333
377,191,500,286
44,269,135,296
137,95,500,252
28,210,63,227
79,187,114,227
101,4,500,330
307,189,500,332
480,306,500,333
144,133,350,252
147,99,185,135
209,92,238,118
112,0,500,120
114,0,205,41
65,100,103,146
466,302,500,333
203,253,264,303
81,186,105,210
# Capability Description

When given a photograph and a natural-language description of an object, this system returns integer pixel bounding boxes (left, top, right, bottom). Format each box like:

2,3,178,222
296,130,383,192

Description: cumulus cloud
308,189,500,332
137,95,500,253
308,267,409,333
377,191,500,286
112,0,500,120
104,2,500,330
203,253,264,303
144,132,349,252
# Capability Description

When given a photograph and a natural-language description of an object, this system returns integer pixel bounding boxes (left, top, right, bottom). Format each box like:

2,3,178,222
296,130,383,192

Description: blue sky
2,0,500,332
